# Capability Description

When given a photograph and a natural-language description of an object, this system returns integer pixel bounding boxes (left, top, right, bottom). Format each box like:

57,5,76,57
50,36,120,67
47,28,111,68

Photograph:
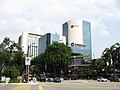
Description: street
43,81,120,90
0,80,120,90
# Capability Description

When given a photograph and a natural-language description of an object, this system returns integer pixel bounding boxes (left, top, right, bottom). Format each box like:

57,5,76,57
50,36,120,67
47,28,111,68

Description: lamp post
25,57,31,83
25,43,35,83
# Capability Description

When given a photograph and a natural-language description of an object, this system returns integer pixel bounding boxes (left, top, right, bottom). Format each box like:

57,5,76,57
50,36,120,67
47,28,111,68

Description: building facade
18,32,42,58
63,19,92,59
38,33,60,54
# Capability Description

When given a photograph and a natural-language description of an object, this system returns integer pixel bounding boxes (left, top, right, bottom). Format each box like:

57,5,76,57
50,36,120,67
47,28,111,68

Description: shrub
0,80,5,83
9,78,20,83
2,66,20,79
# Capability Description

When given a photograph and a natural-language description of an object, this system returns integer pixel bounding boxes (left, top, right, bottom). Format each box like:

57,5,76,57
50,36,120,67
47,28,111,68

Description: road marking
11,85,31,90
38,85,43,90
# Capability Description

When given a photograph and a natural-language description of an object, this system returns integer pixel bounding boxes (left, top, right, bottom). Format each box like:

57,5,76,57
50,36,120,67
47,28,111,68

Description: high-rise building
38,33,60,54
63,19,92,59
18,32,42,58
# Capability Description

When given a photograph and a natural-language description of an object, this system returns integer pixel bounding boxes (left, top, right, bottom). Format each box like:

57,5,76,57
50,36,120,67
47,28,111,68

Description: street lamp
25,43,35,83
25,57,31,83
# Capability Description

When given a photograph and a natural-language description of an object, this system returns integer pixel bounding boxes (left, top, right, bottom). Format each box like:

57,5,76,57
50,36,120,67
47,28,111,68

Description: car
39,74,46,82
64,77,71,80
47,78,53,82
110,76,120,82
53,77,61,83
71,77,77,80
97,77,108,82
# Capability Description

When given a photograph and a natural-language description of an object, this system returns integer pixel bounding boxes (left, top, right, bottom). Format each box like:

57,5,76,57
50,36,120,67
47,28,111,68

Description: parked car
47,78,53,82
110,76,120,82
53,77,61,83
64,77,71,80
97,77,108,82
71,77,77,80
39,74,46,82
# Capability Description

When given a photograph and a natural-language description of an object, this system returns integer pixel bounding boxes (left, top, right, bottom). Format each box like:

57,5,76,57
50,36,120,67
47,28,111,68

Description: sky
0,0,120,58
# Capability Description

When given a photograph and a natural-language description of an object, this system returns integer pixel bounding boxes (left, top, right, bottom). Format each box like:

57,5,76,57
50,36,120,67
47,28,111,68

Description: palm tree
102,43,120,76
102,48,111,77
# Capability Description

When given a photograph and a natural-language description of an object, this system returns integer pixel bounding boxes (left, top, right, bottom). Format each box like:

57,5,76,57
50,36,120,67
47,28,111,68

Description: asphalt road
0,84,38,90
42,81,120,90
0,80,120,90
0,84,18,90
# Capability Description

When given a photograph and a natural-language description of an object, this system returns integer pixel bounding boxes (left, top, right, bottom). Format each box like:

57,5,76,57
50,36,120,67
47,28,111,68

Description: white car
97,77,108,82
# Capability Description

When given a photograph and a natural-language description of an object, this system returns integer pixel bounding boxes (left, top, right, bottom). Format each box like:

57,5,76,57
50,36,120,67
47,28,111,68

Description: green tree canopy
2,66,20,79
0,37,24,77
102,42,120,76
31,53,45,76
37,42,72,77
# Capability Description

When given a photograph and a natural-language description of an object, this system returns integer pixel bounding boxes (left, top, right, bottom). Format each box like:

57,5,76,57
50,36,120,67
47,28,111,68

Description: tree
0,37,24,77
44,42,72,77
31,54,45,77
0,51,11,77
79,67,96,79
102,43,120,76
110,43,120,75
0,37,12,77
11,44,24,75
2,66,20,79
90,58,106,78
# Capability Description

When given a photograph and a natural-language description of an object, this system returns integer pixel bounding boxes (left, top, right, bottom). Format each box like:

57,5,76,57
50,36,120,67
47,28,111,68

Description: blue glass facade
63,22,68,44
39,33,59,54
51,33,60,44
83,21,92,58
63,20,92,59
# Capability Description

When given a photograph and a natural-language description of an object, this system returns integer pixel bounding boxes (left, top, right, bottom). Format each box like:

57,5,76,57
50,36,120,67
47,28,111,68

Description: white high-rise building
59,36,66,44
63,19,92,59
18,32,42,58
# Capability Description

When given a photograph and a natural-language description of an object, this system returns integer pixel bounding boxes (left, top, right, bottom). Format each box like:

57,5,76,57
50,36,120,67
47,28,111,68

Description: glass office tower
63,20,92,59
38,33,60,54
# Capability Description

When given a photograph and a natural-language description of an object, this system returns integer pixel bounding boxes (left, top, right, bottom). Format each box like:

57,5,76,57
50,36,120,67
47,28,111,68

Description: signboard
25,57,31,65
71,42,85,48
74,59,85,65
5,77,10,83
1,76,5,81
71,25,79,28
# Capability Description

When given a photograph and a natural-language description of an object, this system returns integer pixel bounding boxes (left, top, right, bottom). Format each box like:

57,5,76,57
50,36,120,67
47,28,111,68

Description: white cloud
0,0,119,36
102,30,110,36
0,20,8,29
92,18,110,37
0,0,33,14
0,0,120,58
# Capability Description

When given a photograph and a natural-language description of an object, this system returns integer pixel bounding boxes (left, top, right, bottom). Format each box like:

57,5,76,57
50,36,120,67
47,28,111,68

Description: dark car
39,74,46,82
53,77,61,83
110,76,120,82
64,77,71,80
71,77,77,80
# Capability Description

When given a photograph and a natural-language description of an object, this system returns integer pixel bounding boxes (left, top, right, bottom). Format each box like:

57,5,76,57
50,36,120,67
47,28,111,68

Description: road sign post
25,57,31,83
